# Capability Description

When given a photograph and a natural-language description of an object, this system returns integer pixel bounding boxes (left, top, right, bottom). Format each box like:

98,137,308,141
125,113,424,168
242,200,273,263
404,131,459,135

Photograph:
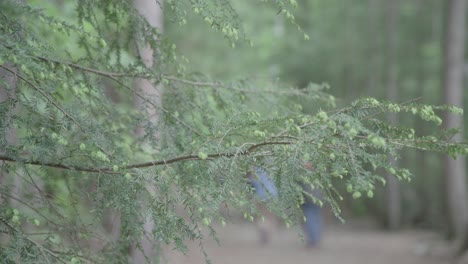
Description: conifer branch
0,141,292,173
32,55,311,95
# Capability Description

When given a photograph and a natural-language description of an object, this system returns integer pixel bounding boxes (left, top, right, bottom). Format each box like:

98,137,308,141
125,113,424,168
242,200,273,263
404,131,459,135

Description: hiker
248,166,279,244
302,162,323,247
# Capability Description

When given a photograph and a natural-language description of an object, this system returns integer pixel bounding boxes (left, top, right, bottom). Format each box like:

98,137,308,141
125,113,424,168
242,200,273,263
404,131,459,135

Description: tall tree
132,0,163,262
442,0,468,252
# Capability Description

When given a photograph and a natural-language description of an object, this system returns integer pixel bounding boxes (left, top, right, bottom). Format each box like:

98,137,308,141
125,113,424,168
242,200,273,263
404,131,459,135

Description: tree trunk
384,0,401,230
131,0,163,262
442,0,468,253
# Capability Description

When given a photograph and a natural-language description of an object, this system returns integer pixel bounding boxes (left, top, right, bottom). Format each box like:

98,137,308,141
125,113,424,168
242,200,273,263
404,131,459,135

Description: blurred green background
164,0,467,232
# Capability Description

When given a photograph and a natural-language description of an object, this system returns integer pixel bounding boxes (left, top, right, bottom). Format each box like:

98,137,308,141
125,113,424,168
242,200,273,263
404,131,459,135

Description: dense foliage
0,0,466,263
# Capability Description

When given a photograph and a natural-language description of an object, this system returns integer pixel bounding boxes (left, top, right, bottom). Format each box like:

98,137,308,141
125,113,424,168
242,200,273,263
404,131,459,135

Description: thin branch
34,56,136,77
160,75,221,87
34,55,312,96
154,75,313,95
0,141,293,173
0,155,116,173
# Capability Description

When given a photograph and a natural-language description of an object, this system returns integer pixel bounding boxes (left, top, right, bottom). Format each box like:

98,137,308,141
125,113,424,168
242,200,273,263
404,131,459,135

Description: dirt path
163,221,454,264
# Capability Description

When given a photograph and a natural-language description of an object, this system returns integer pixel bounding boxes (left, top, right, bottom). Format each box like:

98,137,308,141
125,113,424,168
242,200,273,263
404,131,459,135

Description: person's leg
302,203,322,247
250,168,279,244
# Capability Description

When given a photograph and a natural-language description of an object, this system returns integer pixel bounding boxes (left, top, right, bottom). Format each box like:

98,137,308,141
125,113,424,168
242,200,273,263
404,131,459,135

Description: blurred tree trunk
366,0,382,97
0,64,16,246
131,0,163,262
442,0,468,253
1,0,26,215
384,0,401,230
1,2,62,255
0,64,19,207
415,41,432,228
101,81,123,242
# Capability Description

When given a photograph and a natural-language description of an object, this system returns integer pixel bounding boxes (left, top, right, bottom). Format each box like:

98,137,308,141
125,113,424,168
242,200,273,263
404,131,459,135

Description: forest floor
163,218,466,264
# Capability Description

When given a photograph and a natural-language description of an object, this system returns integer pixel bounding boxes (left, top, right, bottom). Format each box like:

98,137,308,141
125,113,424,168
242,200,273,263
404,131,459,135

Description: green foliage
0,0,466,263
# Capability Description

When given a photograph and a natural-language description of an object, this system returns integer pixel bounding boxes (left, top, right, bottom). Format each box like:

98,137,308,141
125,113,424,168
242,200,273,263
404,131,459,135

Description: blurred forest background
166,0,467,231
